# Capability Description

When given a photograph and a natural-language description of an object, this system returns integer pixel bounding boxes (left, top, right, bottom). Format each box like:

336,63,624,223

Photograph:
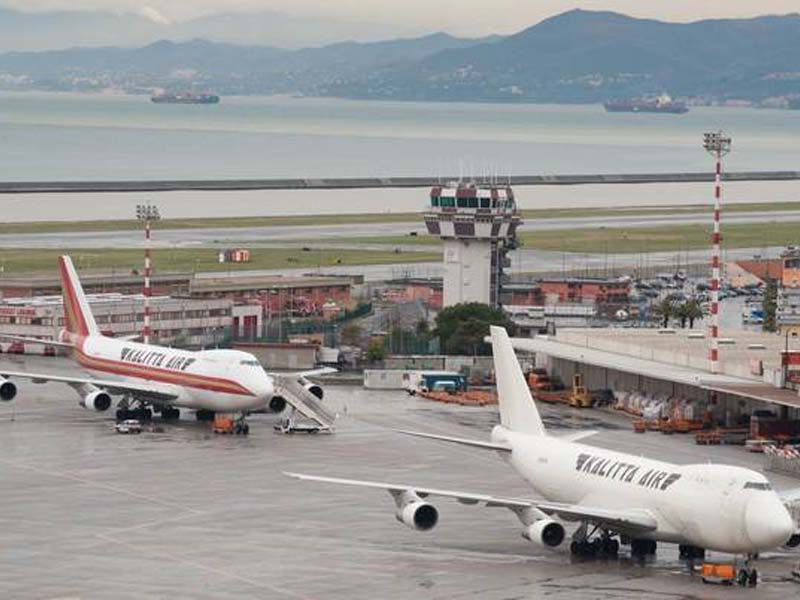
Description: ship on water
150,92,220,105
604,94,688,114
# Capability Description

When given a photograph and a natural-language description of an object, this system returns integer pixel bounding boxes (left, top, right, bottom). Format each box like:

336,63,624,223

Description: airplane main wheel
748,569,758,587
196,409,215,422
738,569,749,587
242,423,249,435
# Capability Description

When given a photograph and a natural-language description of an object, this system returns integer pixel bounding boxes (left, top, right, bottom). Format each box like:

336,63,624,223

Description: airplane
286,326,800,586
0,255,335,433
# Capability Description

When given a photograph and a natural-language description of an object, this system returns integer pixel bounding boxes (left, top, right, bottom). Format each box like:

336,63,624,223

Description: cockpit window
744,482,772,491
240,360,261,367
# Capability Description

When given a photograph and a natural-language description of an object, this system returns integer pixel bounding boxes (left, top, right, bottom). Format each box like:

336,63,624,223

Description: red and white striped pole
144,218,152,344
703,132,731,375
136,204,160,345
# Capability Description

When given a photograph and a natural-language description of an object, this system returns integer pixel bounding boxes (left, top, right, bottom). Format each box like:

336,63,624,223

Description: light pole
135,203,161,345
703,131,731,374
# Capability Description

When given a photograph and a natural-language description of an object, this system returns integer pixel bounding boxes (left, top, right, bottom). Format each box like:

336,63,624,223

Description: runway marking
0,459,203,513
94,533,313,600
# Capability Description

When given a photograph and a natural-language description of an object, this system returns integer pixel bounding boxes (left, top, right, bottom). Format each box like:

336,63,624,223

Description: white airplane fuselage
67,331,275,412
493,427,795,554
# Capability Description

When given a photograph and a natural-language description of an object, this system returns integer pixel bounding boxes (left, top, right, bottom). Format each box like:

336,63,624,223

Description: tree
653,297,675,328
682,299,704,329
366,339,386,363
763,280,778,332
433,303,515,355
415,318,430,336
675,302,689,329
339,323,363,346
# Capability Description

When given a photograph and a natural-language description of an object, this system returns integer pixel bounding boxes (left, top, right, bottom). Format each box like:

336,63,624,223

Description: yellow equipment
568,374,593,408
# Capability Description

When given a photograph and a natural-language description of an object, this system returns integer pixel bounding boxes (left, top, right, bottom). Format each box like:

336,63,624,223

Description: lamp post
703,131,732,374
135,203,161,344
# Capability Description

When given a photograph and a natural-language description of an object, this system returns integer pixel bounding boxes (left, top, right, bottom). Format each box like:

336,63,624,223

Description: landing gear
161,407,180,420
114,406,151,421
195,409,215,422
630,538,657,558
738,555,758,588
737,568,758,587
679,544,705,561
569,526,620,559
114,397,152,422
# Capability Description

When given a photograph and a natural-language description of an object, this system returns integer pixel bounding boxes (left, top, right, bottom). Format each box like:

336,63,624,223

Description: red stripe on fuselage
74,341,255,397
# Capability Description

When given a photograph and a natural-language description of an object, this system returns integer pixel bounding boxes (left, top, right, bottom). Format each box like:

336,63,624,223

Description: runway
0,209,797,250
0,355,797,598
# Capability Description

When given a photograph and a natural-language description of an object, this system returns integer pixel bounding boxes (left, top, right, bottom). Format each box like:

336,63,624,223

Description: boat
150,92,220,105
604,94,689,114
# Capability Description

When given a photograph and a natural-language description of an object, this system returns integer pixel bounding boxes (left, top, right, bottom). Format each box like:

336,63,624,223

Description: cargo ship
604,94,688,114
150,92,220,105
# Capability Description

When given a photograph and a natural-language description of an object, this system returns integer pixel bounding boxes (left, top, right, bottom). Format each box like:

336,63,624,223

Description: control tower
424,182,522,307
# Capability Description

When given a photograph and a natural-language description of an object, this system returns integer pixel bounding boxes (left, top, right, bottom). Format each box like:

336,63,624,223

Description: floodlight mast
703,132,731,375
135,203,161,345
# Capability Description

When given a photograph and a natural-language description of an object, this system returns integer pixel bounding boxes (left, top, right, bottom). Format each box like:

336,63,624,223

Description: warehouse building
512,328,800,428
0,293,261,351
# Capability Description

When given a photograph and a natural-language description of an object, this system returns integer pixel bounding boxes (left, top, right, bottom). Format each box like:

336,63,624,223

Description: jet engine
395,500,439,531
80,389,112,412
785,533,800,548
0,377,17,401
522,519,566,548
269,396,287,413
299,377,323,400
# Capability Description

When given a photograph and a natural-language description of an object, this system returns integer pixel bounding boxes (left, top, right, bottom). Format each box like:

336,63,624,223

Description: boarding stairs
273,374,337,433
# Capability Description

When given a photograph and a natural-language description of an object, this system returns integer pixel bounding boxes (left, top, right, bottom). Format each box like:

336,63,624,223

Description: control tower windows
431,197,440,207
480,198,491,209
441,197,455,208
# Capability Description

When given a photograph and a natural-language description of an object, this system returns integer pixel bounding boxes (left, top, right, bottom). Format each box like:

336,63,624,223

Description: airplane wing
536,501,658,532
290,367,338,378
0,334,73,348
284,472,658,532
284,472,532,508
0,369,180,403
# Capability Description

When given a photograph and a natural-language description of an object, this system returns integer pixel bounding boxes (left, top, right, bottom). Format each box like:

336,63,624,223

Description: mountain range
1,10,799,103
0,8,419,52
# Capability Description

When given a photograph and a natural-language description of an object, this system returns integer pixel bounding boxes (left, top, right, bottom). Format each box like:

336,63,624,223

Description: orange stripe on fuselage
74,342,255,397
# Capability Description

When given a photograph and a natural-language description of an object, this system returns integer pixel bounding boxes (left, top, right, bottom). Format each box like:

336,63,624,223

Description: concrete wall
443,239,492,306
233,342,318,370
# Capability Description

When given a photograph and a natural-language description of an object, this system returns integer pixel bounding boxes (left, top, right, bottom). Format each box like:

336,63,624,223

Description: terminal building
424,182,521,307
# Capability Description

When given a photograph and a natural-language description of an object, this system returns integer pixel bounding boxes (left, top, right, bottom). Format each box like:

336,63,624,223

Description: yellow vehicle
568,374,593,408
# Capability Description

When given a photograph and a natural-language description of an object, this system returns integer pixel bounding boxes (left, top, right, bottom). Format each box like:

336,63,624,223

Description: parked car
115,419,142,434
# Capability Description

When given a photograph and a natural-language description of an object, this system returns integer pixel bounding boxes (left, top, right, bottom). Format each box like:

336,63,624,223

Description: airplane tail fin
490,326,546,436
59,256,99,337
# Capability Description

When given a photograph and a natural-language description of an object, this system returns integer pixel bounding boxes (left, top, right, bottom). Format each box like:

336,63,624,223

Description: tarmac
1,355,799,599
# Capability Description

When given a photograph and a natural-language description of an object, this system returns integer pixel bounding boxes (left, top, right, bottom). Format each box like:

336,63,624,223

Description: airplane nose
746,495,795,549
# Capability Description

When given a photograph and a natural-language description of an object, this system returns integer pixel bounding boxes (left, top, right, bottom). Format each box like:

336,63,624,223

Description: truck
527,368,553,391
406,372,467,395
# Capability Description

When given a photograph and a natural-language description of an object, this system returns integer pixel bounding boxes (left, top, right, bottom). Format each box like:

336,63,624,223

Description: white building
0,293,262,352
424,183,521,307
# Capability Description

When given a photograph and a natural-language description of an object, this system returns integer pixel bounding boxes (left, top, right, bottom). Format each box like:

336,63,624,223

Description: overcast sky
2,1,799,35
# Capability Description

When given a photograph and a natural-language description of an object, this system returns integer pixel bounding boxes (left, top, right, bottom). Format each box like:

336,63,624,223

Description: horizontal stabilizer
396,429,511,452
0,334,73,348
557,430,598,443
